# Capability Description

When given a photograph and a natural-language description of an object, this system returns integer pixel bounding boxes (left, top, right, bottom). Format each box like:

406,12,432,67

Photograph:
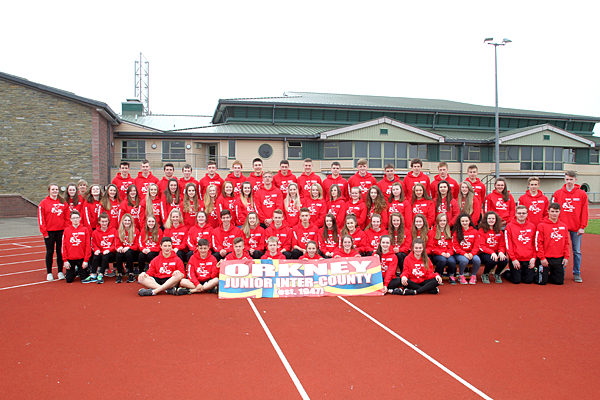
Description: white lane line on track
338,296,493,400
0,251,46,258
0,268,46,277
0,280,54,291
247,298,310,400
10,243,32,248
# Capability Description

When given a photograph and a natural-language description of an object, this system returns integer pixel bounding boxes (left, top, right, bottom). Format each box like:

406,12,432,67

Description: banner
218,256,384,299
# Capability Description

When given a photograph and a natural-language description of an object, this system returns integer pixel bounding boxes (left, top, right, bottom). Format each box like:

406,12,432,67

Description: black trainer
138,288,153,296
165,288,177,295
126,274,135,283
209,286,219,294
177,287,191,295
391,288,404,295
403,289,417,295
115,275,123,284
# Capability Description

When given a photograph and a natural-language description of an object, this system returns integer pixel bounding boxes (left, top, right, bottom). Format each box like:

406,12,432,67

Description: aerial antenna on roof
134,53,150,115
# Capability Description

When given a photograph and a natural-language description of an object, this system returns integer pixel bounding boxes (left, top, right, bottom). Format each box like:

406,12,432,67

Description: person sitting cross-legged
137,237,185,296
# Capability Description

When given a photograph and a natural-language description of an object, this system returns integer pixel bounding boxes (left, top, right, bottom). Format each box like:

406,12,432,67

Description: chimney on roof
122,99,144,117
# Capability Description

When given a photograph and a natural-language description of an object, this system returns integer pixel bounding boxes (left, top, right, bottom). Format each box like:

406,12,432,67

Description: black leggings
138,251,159,272
115,249,138,275
404,278,439,294
44,230,64,274
395,252,408,273
65,259,89,283
91,252,116,275
480,253,509,274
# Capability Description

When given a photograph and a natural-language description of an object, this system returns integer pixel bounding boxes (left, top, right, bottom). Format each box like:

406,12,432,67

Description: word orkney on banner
218,256,384,299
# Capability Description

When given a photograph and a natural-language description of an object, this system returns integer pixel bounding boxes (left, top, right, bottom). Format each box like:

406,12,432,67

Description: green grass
586,219,600,235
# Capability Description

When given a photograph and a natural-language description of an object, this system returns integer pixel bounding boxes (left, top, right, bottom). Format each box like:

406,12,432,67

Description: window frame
162,140,186,161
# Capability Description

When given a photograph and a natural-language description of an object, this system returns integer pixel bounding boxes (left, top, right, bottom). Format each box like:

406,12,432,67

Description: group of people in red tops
39,155,587,296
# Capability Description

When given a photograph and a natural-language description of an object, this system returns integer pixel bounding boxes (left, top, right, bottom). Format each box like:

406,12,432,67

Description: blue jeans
569,231,582,275
455,254,481,276
431,254,457,276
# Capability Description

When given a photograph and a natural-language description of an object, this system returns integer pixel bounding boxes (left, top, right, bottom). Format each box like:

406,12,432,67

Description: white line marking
10,243,32,248
0,251,46,258
247,298,310,400
0,268,46,277
337,296,493,400
0,259,45,266
0,280,54,291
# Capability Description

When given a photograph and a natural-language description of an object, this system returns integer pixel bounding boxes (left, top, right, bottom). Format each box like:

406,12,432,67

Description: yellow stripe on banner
366,266,382,275
219,288,263,299
325,283,384,295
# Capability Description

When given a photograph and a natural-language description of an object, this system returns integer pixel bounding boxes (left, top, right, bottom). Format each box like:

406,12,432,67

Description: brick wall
0,194,38,218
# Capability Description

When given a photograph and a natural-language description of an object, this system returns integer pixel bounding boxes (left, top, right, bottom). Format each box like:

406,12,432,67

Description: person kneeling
391,238,442,295
138,237,185,296
177,239,219,295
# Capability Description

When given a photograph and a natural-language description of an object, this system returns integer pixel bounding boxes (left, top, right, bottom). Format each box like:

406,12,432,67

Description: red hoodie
62,224,91,260
517,190,549,227
435,197,459,226
333,248,360,258
387,199,412,228
243,225,266,252
234,197,256,227
345,228,369,253
178,177,199,199
459,196,482,225
273,171,297,195
377,175,402,198
261,251,287,260
379,250,398,287
297,172,322,199
248,172,264,192
478,228,506,255
139,197,164,227
158,176,178,198
199,174,224,199
38,196,68,236
552,184,589,232
364,228,388,252
452,227,480,255
535,217,570,261
91,226,117,253
428,230,454,256
467,177,486,200
366,206,388,230
134,171,159,198
391,228,412,254
323,175,349,200
410,198,435,227
83,199,101,232
98,198,121,230
212,224,243,253
403,172,430,198
226,251,253,261
255,185,284,223
216,195,237,226
326,198,347,229
147,251,185,279
187,251,219,285
187,224,214,252
430,174,459,200
283,198,302,228
119,199,144,231
138,228,164,253
179,200,202,228
224,173,247,197
346,200,367,229
318,228,340,255
504,220,536,261
112,173,136,201
485,191,516,224
305,198,326,228
348,172,377,200
164,224,189,252
292,224,319,250
115,228,139,252
401,252,439,284
264,223,293,252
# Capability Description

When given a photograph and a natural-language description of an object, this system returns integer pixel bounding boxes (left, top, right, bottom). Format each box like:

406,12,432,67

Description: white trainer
57,272,65,280
47,273,54,281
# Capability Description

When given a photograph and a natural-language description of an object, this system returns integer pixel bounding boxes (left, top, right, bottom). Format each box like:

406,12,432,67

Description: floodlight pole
485,38,511,179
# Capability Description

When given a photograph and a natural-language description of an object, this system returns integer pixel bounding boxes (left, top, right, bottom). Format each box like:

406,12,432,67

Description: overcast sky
3,0,599,132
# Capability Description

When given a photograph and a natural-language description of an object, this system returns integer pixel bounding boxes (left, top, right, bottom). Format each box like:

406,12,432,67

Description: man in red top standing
134,159,159,198
430,162,459,200
248,158,264,192
467,164,486,200
296,158,322,200
322,161,348,200
138,237,185,296
178,164,199,197
403,158,430,197
112,162,136,201
273,160,297,196
348,159,377,201
517,176,549,227
226,161,247,197
377,163,401,198
158,163,178,195
199,161,224,199
552,170,588,283
535,203,569,285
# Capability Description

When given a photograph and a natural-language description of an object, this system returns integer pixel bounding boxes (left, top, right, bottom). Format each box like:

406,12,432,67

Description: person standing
403,158,430,197
517,176,549,227
112,161,136,201
38,183,68,281
347,159,377,201
273,159,297,196
134,159,159,198
322,161,349,200
552,170,588,283
199,161,224,198
296,158,322,200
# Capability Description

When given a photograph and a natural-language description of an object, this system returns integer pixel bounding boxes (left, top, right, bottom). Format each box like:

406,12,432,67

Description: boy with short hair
403,158,430,196
467,164,486,199
112,162,135,201
134,159,159,198
138,237,185,296
62,210,91,283
158,163,178,195
199,161,224,198
291,208,319,259
212,210,243,261
177,239,219,295
323,161,349,200
264,209,293,258
348,159,377,200
226,161,246,197
178,164,199,197
273,160,297,196
517,176,549,227
377,163,401,197
297,158,322,200
248,157,264,192
255,170,284,227
430,162,459,200
503,205,536,284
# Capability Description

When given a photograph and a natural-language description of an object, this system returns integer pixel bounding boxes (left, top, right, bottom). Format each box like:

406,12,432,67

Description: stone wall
0,78,102,204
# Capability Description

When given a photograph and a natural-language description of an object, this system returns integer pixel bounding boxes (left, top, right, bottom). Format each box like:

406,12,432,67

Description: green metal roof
180,123,338,137
215,91,600,123
425,129,495,142
120,115,213,131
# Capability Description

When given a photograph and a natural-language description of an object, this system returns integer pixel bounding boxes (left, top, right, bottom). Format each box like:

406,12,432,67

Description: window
497,146,519,161
564,148,575,163
324,141,352,159
591,149,599,164
521,146,566,170
439,145,458,161
162,141,185,161
258,144,273,159
409,144,427,160
228,140,236,159
288,141,302,159
121,140,145,160
380,128,388,135
465,146,480,161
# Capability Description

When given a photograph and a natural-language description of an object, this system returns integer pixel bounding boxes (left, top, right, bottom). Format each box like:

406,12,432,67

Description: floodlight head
484,38,494,42
502,38,512,43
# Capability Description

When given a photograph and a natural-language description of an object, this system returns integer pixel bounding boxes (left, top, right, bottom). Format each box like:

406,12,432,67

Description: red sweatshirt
348,172,377,200
410,198,436,227
306,198,326,228
164,224,189,252
478,228,506,255
387,200,412,228
459,196,481,225
226,251,253,261
119,199,144,231
140,198,164,227
292,224,319,250
187,252,219,285
552,184,589,232
98,198,121,230
91,227,117,253
115,228,139,252
403,172,430,198
212,225,243,253
158,176,178,198
255,186,284,223
216,195,237,226
435,197,459,226
333,248,360,258
273,171,297,196
134,171,159,198
392,228,412,254
346,229,369,253
318,228,340,255
66,196,85,220
297,173,322,199
366,206,389,230
379,250,399,287
112,173,136,201
261,251,287,260
62,224,91,260
83,199,101,232
326,198,348,229
401,252,439,284
485,191,516,224
224,173,247,198
199,174,224,199
283,198,302,228
300,253,324,261
243,226,266,252
38,196,68,236
364,228,388,252
248,172,264,192
323,175,349,200
187,224,214,252
234,197,256,227
504,220,536,261
535,218,570,261
204,204,220,228
467,178,486,200
346,200,367,229
161,194,181,223
179,200,202,228
452,227,481,256
178,177,199,199
428,230,454,256
517,190,549,227
430,174,459,200
377,175,402,198
138,229,164,253
264,223,293,252
147,252,185,279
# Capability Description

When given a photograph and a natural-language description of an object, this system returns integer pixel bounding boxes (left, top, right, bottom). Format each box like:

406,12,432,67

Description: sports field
1,234,598,399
